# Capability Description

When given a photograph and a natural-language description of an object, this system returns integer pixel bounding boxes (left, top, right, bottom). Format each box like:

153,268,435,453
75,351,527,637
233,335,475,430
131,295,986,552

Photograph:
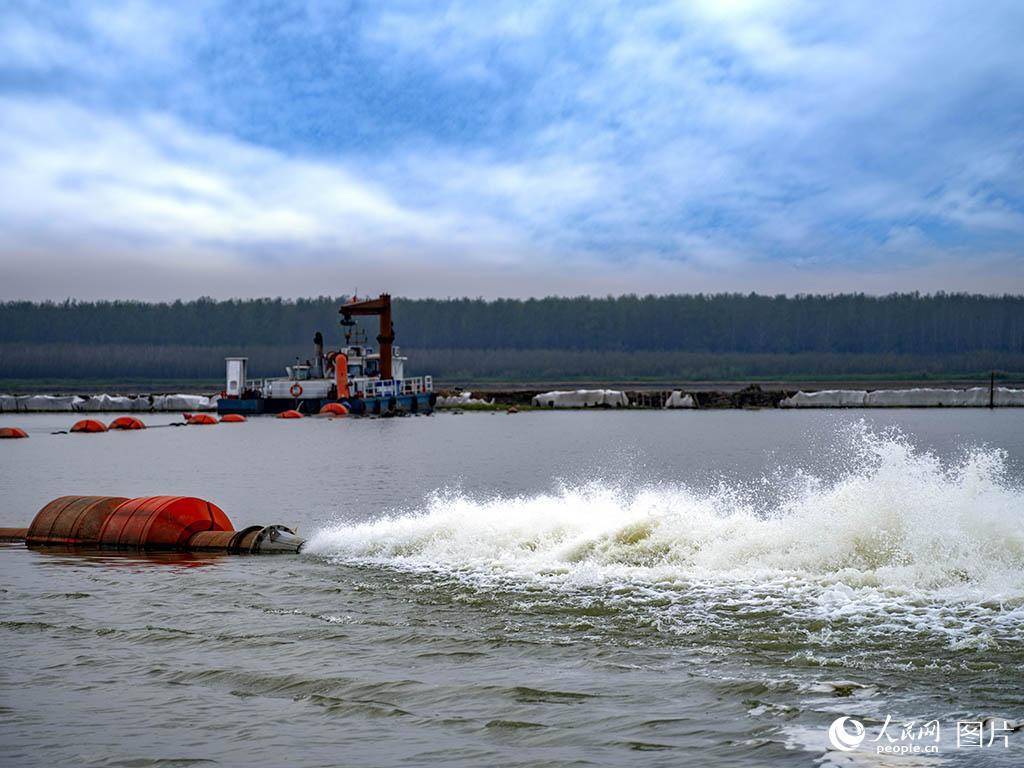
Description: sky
0,0,1022,300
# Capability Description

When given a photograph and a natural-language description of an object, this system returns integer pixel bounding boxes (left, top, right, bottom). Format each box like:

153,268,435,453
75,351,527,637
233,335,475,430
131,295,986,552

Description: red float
319,403,348,416
220,414,246,422
97,496,234,550
109,416,146,430
11,494,306,554
0,427,28,439
186,413,218,425
277,409,303,419
70,419,107,433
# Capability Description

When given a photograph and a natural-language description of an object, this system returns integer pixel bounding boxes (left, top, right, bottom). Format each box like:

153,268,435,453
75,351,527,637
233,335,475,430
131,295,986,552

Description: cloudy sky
1,0,1022,300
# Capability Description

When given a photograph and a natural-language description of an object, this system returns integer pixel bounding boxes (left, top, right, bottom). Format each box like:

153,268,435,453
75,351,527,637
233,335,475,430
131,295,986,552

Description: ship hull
217,393,435,416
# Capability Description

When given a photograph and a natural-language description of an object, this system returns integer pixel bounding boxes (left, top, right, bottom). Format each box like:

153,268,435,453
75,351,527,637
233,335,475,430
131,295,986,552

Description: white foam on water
306,425,1024,638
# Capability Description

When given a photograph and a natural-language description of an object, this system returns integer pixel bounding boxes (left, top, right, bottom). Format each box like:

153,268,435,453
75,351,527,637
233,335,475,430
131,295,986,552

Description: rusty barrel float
0,495,303,554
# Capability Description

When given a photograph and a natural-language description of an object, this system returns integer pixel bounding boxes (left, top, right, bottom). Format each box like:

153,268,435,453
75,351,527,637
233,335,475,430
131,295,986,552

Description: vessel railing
241,375,433,399
360,376,433,398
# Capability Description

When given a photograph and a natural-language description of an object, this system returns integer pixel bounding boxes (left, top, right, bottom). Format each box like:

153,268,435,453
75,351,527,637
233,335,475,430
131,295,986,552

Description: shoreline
442,383,1024,410
3,382,1024,412
2,375,1022,395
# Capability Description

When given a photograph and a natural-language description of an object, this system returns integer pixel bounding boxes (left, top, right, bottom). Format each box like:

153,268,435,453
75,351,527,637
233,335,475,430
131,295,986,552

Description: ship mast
340,293,395,380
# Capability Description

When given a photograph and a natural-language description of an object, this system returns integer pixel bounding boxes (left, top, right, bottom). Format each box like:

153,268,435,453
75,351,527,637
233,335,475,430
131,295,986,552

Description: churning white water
307,425,1024,643
5,411,1024,766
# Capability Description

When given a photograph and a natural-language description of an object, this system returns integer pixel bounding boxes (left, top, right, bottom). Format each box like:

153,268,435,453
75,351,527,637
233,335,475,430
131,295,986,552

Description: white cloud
0,97,531,265
0,0,205,76
0,0,1022,298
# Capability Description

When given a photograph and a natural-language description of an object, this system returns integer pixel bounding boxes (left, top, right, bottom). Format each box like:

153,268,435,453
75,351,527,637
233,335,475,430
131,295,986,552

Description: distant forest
2,294,1023,382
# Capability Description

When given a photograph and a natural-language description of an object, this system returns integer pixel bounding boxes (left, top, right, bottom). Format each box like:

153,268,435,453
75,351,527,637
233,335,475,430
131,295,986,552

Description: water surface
1,409,1023,766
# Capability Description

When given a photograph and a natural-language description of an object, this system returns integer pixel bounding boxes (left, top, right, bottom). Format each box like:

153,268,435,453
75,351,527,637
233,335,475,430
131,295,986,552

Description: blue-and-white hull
218,392,435,416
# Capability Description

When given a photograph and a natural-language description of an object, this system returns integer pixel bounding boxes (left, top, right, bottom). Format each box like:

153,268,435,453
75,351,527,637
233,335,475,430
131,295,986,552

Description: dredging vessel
217,294,435,416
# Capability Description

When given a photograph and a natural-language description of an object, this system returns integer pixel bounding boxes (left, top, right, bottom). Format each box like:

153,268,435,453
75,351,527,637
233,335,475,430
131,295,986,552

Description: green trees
1,293,1021,381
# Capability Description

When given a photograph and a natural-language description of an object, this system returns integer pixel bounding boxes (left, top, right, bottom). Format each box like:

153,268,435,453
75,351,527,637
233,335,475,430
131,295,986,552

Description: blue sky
1,0,1022,299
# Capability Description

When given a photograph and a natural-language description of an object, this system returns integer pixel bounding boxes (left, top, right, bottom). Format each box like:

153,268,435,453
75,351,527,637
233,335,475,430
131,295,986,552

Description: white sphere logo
828,717,865,751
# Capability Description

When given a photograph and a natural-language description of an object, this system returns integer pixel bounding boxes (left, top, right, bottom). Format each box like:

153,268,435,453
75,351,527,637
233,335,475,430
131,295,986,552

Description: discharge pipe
0,495,304,554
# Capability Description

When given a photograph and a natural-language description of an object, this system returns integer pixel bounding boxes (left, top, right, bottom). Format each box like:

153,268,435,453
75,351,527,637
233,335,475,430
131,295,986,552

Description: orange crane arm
340,293,395,380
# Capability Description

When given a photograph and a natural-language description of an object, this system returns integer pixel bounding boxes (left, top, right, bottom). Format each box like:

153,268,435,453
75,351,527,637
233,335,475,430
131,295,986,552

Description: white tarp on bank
0,393,217,412
77,394,151,411
664,391,696,409
153,394,217,411
995,387,1024,406
779,390,867,408
0,395,86,412
436,392,495,408
781,387,1024,408
532,389,628,408
863,388,985,407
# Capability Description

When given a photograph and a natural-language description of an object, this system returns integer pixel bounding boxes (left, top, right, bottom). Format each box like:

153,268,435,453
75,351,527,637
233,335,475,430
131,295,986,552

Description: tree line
2,344,1020,383
2,293,1023,354
1,294,1022,382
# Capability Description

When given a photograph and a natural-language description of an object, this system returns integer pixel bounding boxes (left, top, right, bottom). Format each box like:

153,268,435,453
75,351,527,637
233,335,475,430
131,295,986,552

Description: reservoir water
1,409,1023,766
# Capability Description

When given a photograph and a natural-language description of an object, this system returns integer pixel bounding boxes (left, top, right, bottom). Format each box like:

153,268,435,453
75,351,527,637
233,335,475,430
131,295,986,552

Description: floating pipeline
0,495,304,554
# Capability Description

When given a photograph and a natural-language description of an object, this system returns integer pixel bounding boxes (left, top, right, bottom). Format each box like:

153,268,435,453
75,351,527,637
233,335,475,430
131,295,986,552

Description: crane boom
340,293,395,380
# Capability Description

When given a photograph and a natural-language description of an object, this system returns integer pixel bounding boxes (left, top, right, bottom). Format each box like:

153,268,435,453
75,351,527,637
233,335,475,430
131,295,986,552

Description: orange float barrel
319,403,348,416
0,427,28,439
277,409,303,419
97,496,233,550
26,495,129,546
220,414,246,422
71,419,107,433
109,416,145,430
5,495,305,554
186,413,218,425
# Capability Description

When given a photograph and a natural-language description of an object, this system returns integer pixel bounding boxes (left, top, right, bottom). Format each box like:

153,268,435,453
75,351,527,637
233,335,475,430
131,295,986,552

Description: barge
217,294,435,416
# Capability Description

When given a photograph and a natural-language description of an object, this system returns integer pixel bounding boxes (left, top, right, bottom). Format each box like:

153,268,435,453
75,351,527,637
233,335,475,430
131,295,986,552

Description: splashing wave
307,426,1024,606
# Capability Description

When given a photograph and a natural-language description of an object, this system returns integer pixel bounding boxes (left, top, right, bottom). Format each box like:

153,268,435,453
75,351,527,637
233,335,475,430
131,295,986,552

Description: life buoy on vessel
290,383,303,398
